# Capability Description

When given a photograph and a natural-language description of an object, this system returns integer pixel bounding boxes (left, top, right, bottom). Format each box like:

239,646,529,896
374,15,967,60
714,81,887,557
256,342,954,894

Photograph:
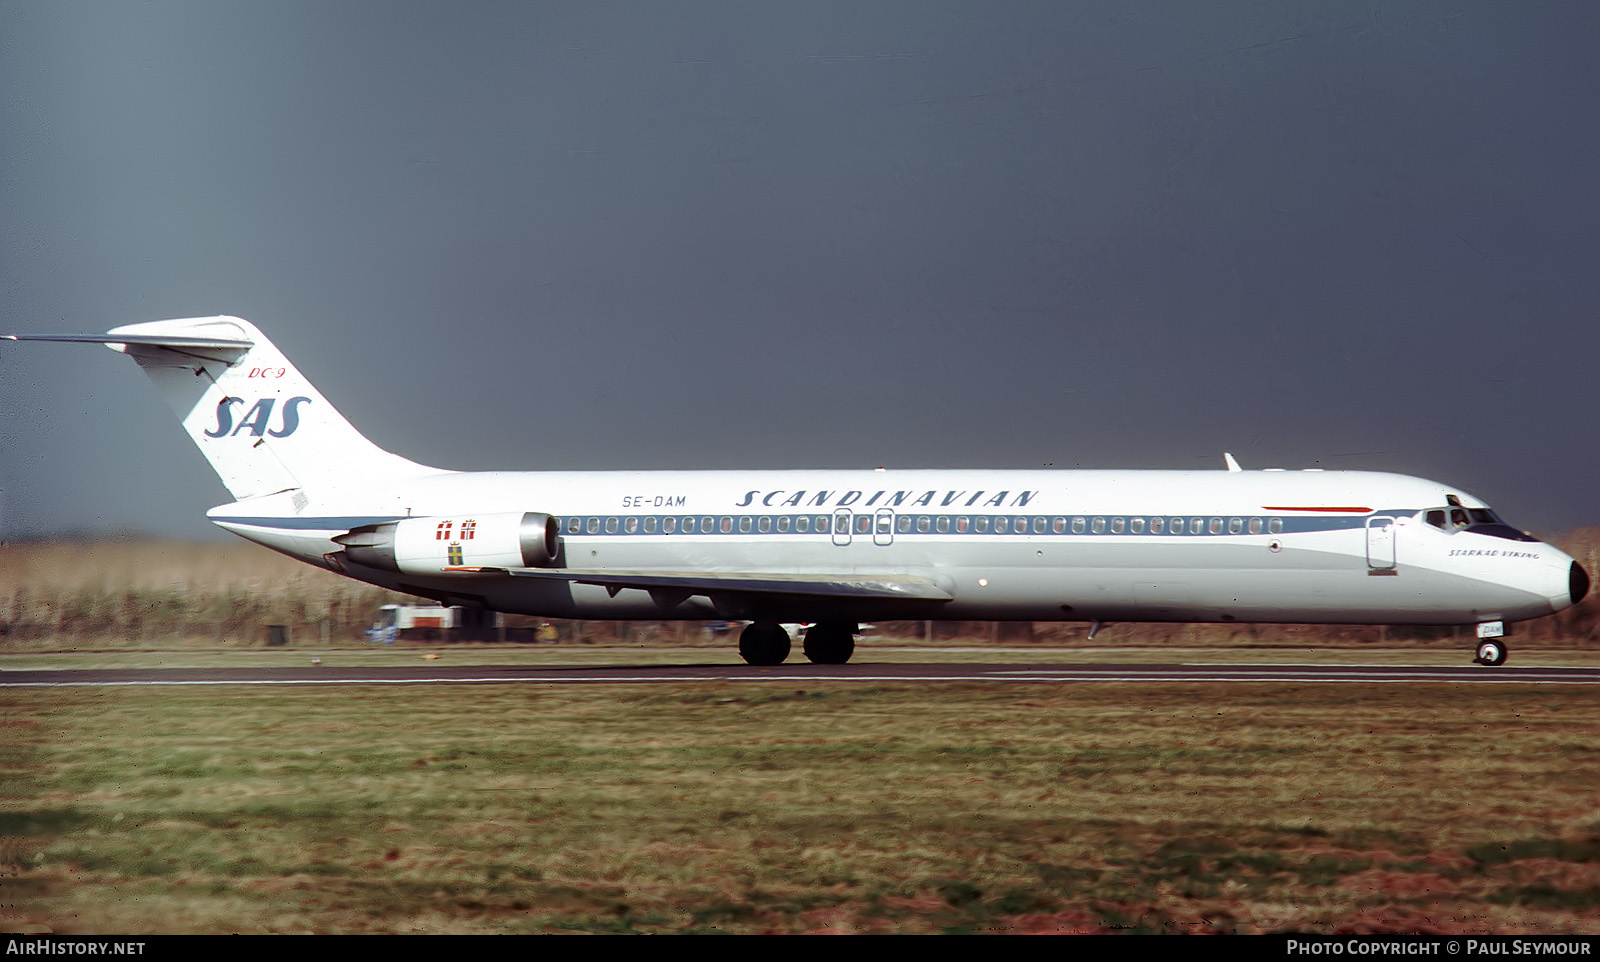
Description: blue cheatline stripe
548,510,1404,538
207,509,1419,538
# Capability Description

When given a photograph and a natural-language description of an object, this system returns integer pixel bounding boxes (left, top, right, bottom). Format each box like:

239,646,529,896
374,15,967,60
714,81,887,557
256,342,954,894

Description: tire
739,622,791,666
1474,640,1508,667
803,622,856,665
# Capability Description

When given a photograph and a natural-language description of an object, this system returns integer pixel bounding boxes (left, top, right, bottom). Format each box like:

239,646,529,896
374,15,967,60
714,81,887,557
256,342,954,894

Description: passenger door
1366,516,1397,574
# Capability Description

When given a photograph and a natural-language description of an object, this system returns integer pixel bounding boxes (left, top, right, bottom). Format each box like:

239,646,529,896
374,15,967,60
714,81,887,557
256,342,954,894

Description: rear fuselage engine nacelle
335,512,560,573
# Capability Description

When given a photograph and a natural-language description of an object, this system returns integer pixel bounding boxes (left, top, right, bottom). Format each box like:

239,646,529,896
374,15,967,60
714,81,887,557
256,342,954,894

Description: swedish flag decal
447,544,463,566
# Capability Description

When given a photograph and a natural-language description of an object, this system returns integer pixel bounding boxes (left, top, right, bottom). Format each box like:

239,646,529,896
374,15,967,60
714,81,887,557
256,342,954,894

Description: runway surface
4,661,1598,687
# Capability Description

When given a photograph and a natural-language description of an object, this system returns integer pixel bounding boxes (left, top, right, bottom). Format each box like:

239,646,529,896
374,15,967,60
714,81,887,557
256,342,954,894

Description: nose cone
1539,550,1587,615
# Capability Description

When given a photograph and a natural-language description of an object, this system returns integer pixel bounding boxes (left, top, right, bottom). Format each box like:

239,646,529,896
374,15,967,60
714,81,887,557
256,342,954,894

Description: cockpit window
1425,505,1537,542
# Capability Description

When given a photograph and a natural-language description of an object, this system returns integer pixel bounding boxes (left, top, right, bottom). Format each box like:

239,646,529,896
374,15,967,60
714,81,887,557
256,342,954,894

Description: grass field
4,673,1597,934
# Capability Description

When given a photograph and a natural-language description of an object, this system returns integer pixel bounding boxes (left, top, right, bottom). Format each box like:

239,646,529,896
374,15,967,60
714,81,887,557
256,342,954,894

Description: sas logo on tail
204,396,312,438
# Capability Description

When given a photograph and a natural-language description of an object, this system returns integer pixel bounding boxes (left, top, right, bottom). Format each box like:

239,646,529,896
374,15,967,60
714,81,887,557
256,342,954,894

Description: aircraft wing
496,567,954,601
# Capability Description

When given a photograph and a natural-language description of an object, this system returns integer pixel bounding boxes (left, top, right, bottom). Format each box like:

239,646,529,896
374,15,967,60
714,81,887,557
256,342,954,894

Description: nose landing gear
1473,639,1508,667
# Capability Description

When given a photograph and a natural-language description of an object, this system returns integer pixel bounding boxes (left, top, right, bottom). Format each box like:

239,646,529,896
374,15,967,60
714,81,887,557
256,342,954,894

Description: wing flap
501,567,953,601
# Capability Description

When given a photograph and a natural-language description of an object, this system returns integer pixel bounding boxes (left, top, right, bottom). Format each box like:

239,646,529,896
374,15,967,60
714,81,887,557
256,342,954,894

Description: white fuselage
14,316,1582,666
209,467,1580,626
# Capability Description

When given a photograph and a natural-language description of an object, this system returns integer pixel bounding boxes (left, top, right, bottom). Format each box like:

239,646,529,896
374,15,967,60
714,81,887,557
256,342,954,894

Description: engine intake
335,512,560,573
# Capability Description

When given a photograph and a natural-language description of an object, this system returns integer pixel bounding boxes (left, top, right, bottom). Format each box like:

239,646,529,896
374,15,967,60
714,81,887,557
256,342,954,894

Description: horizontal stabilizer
500,566,954,601
2,333,253,350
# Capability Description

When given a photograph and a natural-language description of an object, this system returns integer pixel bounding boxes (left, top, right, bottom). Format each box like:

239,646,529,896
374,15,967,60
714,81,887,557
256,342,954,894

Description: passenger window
605,517,619,534
975,516,990,533
586,517,600,534
624,517,639,533
738,517,751,533
567,517,582,535
1228,518,1242,534
1269,518,1282,534
956,516,969,532
720,517,733,533
856,515,872,534
1191,518,1204,534
1052,517,1066,534
936,516,950,533
702,517,715,532
777,516,790,532
1072,517,1086,534
664,516,677,533
681,517,695,533
917,516,931,533
898,515,912,533
796,516,810,533
995,517,1009,533
1170,518,1184,534
1150,517,1164,534
1248,517,1262,534
757,516,770,533
1091,517,1105,534
1209,517,1223,534
817,516,830,533
1130,518,1145,534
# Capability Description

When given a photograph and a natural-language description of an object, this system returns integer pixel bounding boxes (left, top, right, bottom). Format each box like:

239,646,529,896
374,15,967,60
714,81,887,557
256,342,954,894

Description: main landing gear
738,622,790,666
738,621,857,666
802,622,856,665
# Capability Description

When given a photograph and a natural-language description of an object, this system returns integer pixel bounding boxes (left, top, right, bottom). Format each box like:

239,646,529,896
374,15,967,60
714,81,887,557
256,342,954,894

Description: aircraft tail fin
6,316,441,500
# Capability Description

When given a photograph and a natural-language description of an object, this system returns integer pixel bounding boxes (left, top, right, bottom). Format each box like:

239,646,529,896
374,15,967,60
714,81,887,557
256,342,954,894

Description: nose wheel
1473,639,1508,667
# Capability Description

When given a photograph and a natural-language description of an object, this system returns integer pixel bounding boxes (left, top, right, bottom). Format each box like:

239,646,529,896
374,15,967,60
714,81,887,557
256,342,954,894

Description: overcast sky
4,1,1599,541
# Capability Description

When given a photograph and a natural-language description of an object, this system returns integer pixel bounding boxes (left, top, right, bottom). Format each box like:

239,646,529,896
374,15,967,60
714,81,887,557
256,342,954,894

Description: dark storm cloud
4,1,1599,539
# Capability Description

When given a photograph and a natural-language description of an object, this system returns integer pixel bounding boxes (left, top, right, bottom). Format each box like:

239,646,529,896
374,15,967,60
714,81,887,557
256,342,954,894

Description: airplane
4,316,1588,667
